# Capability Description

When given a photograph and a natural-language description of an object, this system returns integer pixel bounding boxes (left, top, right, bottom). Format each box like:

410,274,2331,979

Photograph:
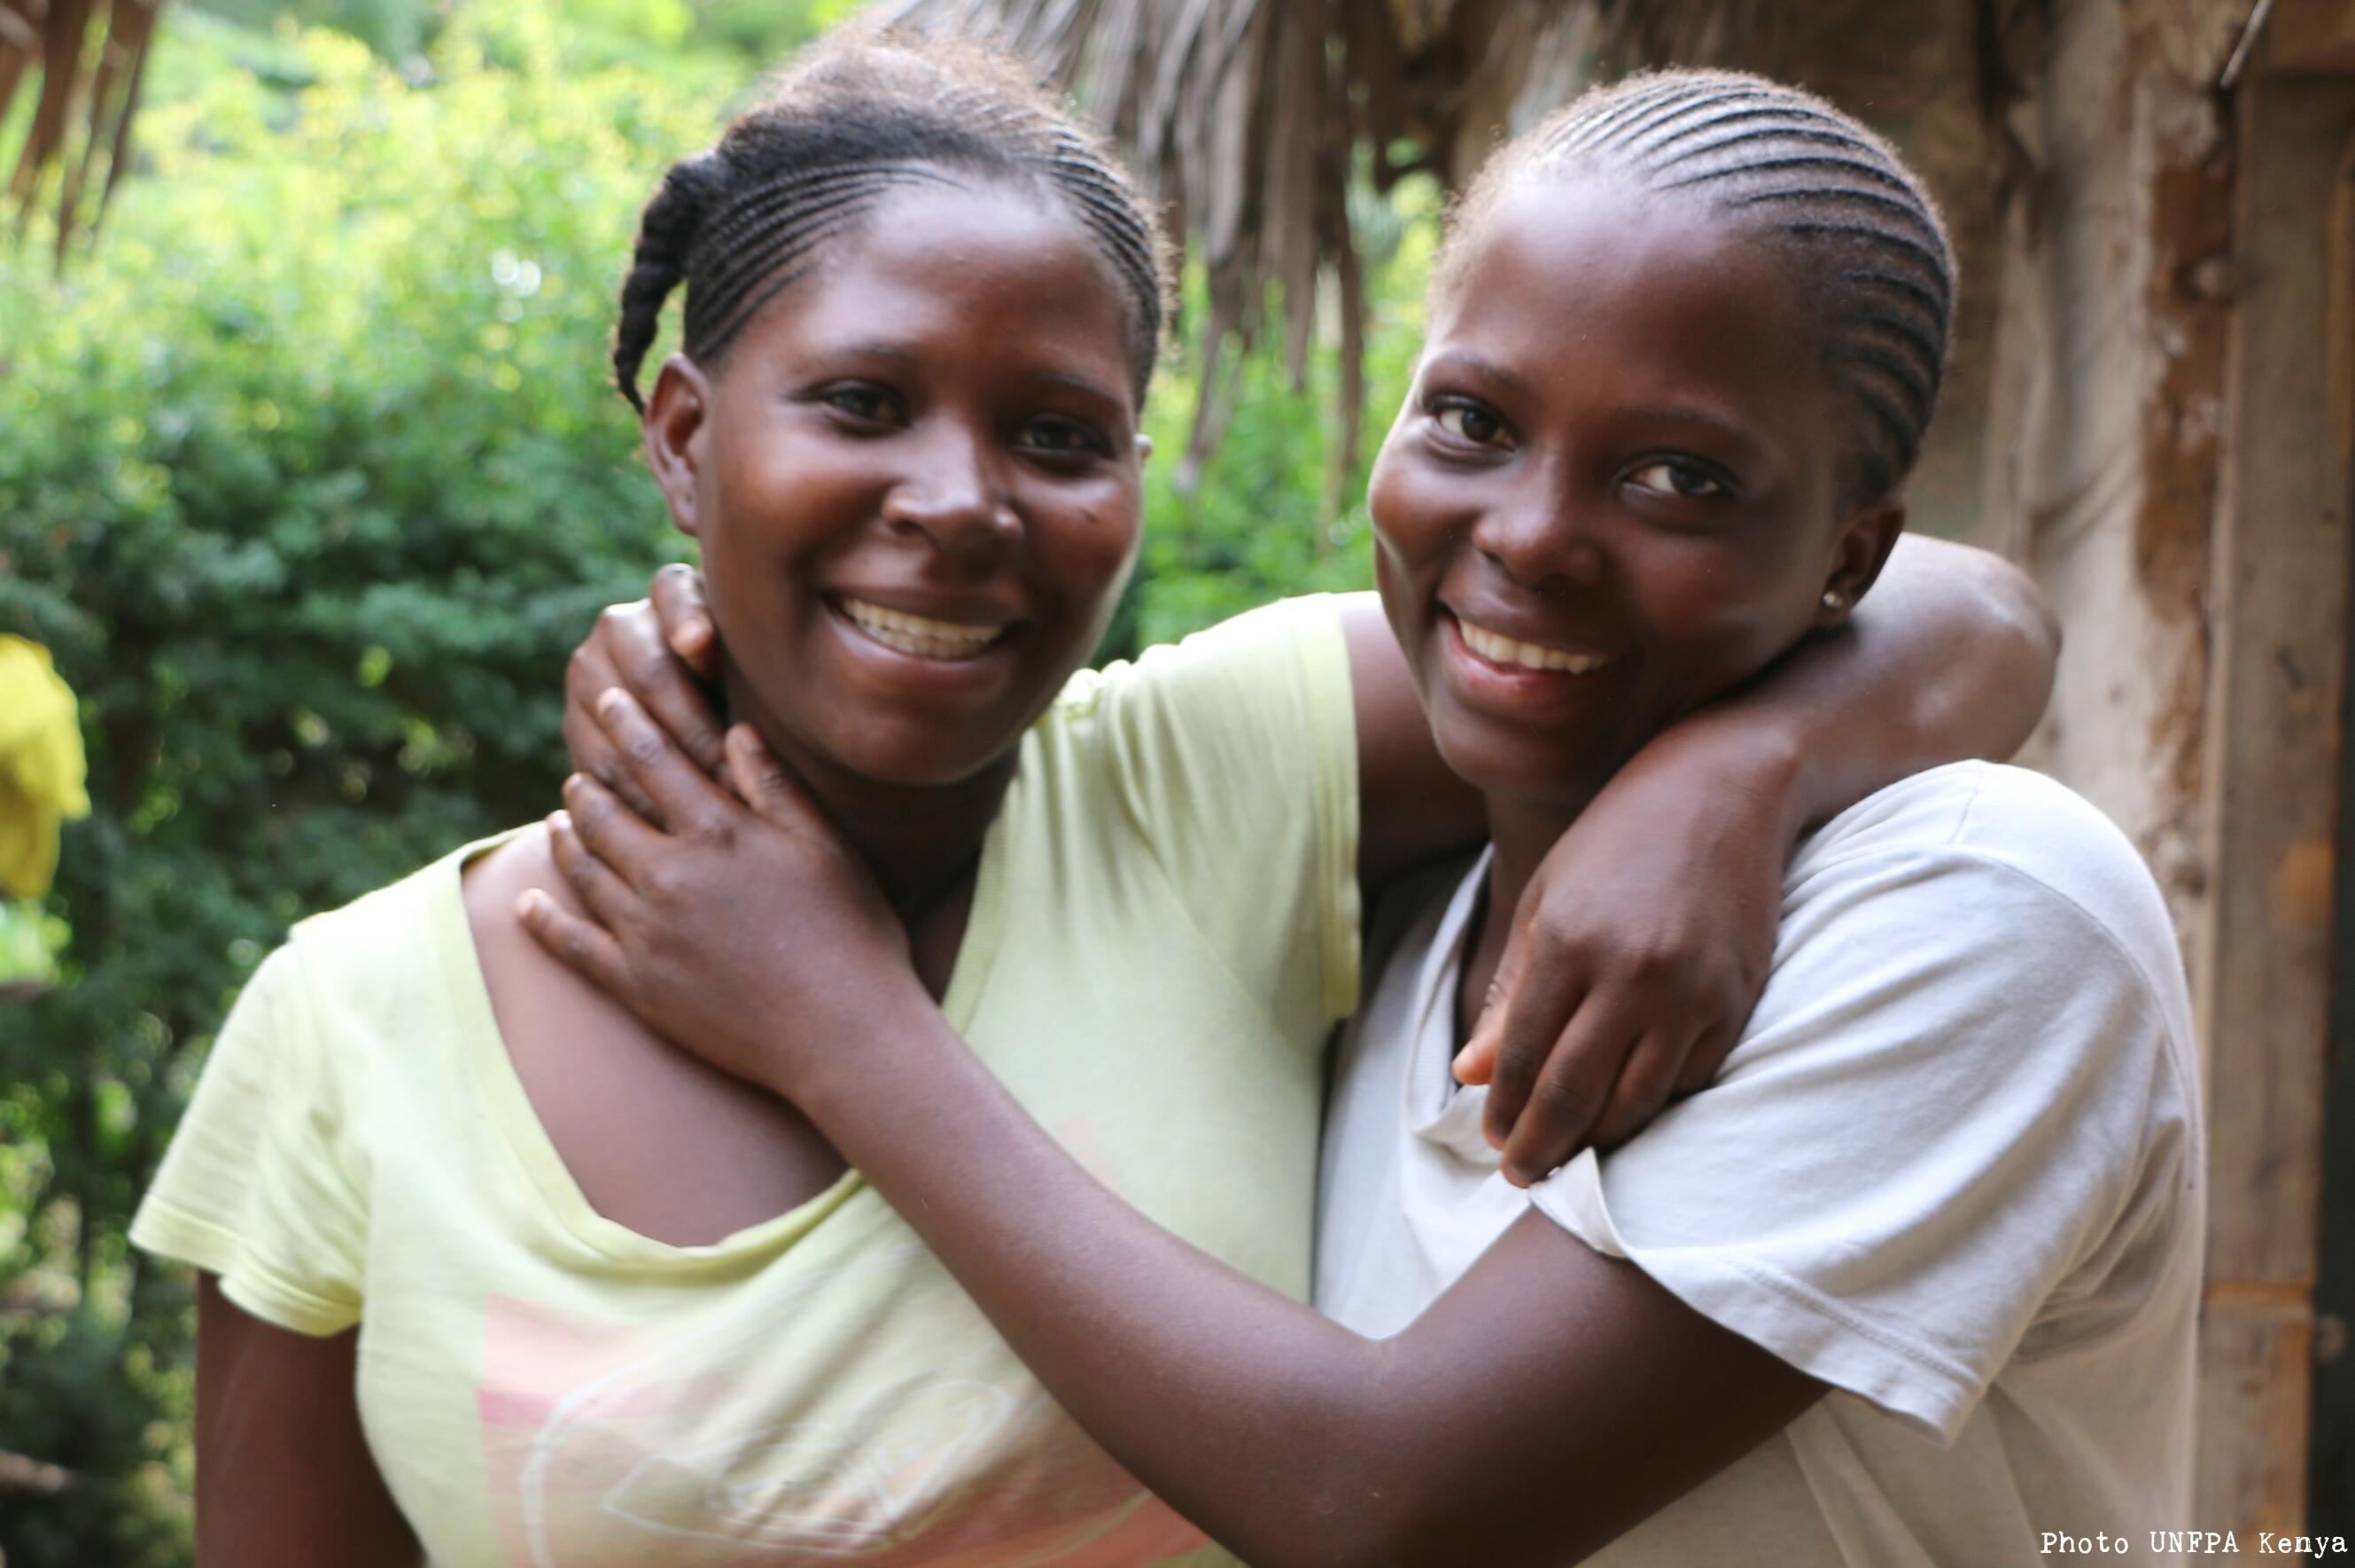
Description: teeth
837,595,1006,660
1457,616,1612,674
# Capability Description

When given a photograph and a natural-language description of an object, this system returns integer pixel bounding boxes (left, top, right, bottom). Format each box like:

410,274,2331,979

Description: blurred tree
0,10,711,1559
1,0,167,260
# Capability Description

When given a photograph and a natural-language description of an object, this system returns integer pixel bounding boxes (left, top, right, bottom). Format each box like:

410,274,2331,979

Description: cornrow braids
1444,68,1957,503
610,35,1173,415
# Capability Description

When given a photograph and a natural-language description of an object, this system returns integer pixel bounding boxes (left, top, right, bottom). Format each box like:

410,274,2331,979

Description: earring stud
1822,590,1846,612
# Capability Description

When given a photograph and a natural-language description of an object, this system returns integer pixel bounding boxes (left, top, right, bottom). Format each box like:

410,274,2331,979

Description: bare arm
560,535,2053,1170
524,713,1825,1566
803,1006,1818,1565
195,1275,419,1567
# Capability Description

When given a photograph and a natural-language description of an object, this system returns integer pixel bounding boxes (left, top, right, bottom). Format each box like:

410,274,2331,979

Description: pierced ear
644,354,713,539
1134,432,1154,462
1815,496,1907,630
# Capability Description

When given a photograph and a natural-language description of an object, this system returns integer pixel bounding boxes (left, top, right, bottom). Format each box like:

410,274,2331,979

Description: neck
1477,787,1600,957
721,666,1011,926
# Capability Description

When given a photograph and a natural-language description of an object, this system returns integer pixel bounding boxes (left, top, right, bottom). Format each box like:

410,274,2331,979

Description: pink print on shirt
475,1284,1209,1566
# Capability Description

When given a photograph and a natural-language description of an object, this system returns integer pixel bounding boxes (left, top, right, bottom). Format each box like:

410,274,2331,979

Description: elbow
1977,548,2062,676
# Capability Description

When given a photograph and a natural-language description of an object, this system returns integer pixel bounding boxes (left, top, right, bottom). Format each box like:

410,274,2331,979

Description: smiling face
643,177,1146,791
1368,175,1904,809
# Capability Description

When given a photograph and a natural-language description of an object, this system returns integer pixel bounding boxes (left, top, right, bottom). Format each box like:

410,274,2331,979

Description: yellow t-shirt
131,595,1362,1568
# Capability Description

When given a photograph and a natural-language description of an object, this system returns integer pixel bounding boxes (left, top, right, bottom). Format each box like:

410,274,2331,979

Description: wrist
1632,703,1812,838
788,974,953,1116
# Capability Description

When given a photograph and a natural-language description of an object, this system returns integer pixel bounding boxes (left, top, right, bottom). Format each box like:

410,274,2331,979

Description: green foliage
0,12,710,1559
0,5,1433,1562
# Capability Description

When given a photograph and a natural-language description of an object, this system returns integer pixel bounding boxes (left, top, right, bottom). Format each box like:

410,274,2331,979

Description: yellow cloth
132,595,1363,1567
0,636,90,900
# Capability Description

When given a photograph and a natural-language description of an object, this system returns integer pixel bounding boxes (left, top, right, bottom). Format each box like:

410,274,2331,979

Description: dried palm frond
2,0,167,265
867,0,1784,477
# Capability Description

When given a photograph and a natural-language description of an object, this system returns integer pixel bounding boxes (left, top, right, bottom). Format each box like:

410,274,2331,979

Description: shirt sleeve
1527,843,2190,1444
129,943,369,1336
1092,594,1363,1027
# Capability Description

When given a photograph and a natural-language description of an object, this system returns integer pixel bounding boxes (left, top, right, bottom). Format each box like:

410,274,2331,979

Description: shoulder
241,824,523,1054
1045,594,1363,727
276,830,513,1027
1789,762,2186,1017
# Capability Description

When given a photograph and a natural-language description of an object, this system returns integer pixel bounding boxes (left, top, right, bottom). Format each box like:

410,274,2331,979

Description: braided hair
612,37,1172,415
1444,69,1956,505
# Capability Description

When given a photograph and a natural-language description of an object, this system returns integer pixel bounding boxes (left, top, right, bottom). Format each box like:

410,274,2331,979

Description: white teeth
1456,616,1612,674
837,595,1007,660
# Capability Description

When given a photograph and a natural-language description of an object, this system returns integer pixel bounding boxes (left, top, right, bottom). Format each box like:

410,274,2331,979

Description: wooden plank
2199,1300,2315,1529
2194,67,2355,1530
2268,0,2355,74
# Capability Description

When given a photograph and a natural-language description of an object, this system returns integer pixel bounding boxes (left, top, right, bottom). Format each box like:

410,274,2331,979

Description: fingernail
596,687,625,719
549,809,571,834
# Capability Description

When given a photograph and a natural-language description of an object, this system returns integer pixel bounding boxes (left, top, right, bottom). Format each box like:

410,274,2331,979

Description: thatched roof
868,0,1785,477
1,0,164,263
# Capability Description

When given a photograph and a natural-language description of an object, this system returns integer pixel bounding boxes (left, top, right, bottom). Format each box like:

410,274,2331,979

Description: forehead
1432,175,1831,423
735,179,1138,392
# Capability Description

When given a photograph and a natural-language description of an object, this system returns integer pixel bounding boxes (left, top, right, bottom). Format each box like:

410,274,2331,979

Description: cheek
1027,484,1143,634
1367,451,1459,588
1634,542,1823,694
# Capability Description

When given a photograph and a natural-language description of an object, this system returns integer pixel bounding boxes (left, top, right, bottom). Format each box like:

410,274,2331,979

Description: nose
1470,472,1606,594
882,423,1021,562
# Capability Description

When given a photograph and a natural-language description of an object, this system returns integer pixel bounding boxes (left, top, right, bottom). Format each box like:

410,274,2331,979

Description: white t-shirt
1316,761,2203,1566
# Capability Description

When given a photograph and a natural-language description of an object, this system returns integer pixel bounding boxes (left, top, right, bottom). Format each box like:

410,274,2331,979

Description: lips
832,594,1013,661
1450,611,1617,675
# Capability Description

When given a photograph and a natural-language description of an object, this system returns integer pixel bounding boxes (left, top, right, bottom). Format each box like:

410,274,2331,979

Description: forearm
1669,534,2058,835
792,1002,1436,1566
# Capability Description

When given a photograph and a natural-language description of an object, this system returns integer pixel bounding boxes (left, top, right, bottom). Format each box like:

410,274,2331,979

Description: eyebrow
1618,404,1762,448
1030,369,1124,406
828,341,1123,408
1426,350,1535,397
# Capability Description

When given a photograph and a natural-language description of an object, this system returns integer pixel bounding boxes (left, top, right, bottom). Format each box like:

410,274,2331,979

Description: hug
132,33,2199,1567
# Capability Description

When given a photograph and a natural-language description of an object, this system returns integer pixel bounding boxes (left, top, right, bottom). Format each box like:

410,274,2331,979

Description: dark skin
192,173,2056,1557
525,175,2030,1567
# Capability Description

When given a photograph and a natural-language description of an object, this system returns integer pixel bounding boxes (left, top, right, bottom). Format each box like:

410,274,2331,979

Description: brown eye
1434,403,1506,446
1626,458,1729,499
822,384,904,425
1016,415,1112,458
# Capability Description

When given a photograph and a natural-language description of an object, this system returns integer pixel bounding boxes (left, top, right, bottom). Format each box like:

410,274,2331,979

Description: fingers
1675,1019,1741,1097
563,637,659,820
1453,936,1527,1088
1488,991,1648,1187
516,887,633,999
724,724,815,826
556,774,666,900
595,688,737,837
649,563,719,680
611,591,728,778
1469,934,1580,1132
1583,1025,1699,1152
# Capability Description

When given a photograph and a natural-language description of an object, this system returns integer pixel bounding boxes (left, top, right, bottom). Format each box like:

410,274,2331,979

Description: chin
1431,711,1621,809
820,721,1017,792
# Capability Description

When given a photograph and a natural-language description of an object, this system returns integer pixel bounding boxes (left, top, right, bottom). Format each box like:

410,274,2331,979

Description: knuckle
632,647,674,687
623,728,666,767
1489,1048,1541,1097
641,861,687,905
1528,1075,1595,1119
